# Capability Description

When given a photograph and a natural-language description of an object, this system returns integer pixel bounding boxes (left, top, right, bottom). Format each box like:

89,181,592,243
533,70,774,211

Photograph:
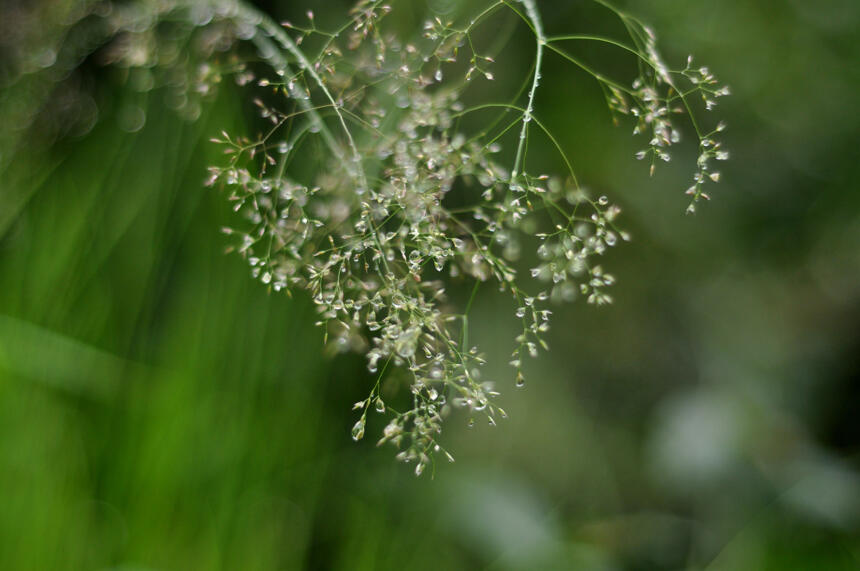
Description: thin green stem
546,34,651,66
510,0,545,181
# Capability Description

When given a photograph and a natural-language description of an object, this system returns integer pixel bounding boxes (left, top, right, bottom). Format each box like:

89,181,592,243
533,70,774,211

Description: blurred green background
1,0,858,569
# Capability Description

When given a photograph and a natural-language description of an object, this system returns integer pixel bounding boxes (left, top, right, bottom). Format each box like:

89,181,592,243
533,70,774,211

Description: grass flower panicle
29,0,730,475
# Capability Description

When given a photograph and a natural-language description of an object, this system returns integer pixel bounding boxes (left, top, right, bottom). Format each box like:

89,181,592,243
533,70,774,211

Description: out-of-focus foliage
0,1,858,570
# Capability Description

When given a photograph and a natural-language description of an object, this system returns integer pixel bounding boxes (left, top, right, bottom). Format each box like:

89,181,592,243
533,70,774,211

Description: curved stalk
230,1,370,192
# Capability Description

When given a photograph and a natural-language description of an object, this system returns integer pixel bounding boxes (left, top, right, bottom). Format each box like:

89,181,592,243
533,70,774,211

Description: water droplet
351,419,365,441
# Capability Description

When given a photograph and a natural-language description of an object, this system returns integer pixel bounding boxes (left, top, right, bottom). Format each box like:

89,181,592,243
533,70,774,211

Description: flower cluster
62,0,729,474
582,22,731,210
